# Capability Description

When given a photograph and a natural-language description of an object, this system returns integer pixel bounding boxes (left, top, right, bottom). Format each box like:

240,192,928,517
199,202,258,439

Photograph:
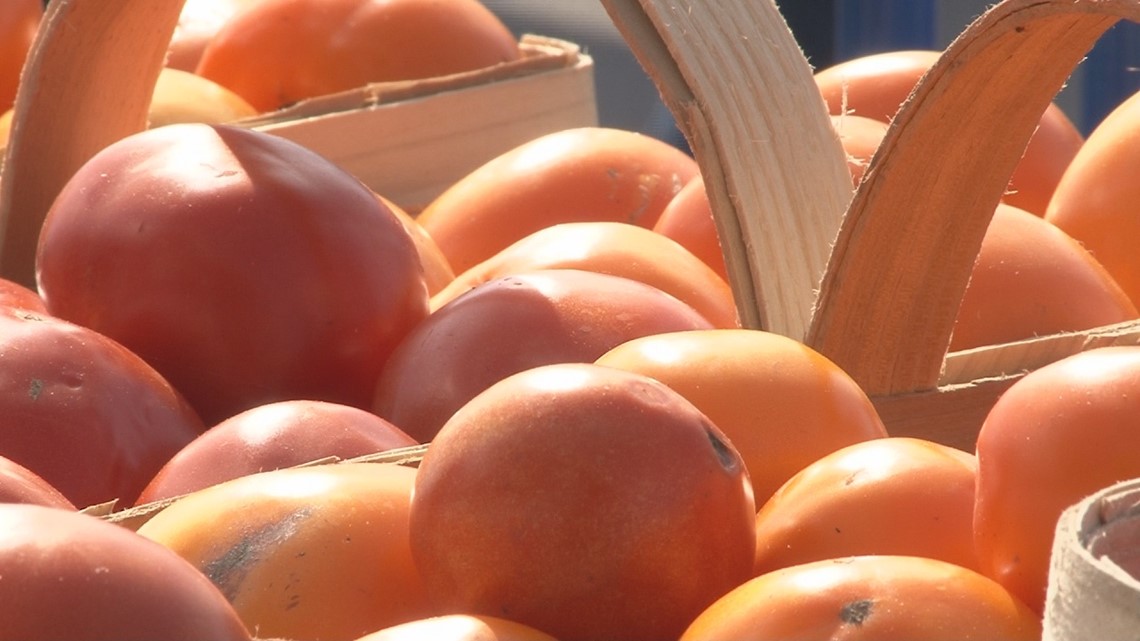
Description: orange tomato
974,345,1140,615
752,437,980,577
681,555,1041,641
136,462,433,641
379,193,456,296
431,221,738,327
0,0,40,114
409,362,757,641
416,126,701,275
949,203,1137,352
651,176,728,282
147,66,258,127
354,614,558,641
595,328,888,507
831,113,889,186
166,0,265,73
814,49,1084,216
196,0,521,113
1046,87,1140,307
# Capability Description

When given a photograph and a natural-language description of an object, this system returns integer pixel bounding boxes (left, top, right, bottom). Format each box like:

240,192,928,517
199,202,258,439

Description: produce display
0,0,1139,640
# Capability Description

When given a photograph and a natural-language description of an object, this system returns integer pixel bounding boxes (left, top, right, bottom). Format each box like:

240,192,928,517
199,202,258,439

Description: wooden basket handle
0,0,187,288
604,0,1140,397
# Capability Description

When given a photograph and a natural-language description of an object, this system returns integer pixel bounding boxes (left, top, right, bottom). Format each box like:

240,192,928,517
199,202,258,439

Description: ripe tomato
136,399,418,504
0,277,45,312
355,614,558,641
681,555,1041,641
380,193,456,296
0,454,74,509
0,0,39,114
166,0,265,72
431,221,738,328
814,49,1084,216
832,113,889,185
36,123,430,426
949,203,1137,351
416,127,701,274
651,176,728,282
0,504,251,641
595,328,888,507
0,306,203,509
372,269,715,443
1046,87,1140,307
410,362,757,641
137,462,431,641
752,437,980,577
974,346,1140,615
196,0,521,113
146,67,258,127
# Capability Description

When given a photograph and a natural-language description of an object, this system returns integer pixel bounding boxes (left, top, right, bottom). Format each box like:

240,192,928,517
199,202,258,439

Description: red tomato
0,454,74,509
137,399,418,503
0,504,252,641
0,306,203,509
36,123,430,426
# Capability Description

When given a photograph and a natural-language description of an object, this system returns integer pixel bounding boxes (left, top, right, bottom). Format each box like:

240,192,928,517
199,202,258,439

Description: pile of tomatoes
2,1,1140,640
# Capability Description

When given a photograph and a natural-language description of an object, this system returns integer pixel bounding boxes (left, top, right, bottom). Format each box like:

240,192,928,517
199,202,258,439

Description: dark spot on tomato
840,599,874,626
705,424,738,473
27,379,43,400
202,506,313,601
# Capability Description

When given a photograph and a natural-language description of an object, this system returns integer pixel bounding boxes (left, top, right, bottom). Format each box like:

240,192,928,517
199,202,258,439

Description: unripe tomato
37,123,430,426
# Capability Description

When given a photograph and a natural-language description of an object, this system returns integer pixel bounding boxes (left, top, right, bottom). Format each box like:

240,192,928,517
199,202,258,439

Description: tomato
355,614,558,641
0,454,74,509
137,462,432,641
595,328,888,507
166,0,265,73
1046,87,1140,307
974,345,1140,615
430,221,738,328
0,306,203,509
0,0,40,114
831,113,889,186
372,268,715,443
0,278,45,312
814,49,1084,216
949,203,1137,351
752,437,980,576
146,67,258,127
196,0,521,113
36,123,430,426
0,503,251,641
409,362,756,641
681,555,1041,641
651,176,728,282
136,399,418,504
416,127,701,275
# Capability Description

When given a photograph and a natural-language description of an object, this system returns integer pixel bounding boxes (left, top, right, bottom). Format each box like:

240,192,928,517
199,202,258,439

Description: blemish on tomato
840,598,874,626
202,506,313,600
705,424,739,473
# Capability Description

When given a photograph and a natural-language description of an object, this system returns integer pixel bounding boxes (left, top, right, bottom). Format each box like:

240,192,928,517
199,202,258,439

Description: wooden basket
598,0,1140,451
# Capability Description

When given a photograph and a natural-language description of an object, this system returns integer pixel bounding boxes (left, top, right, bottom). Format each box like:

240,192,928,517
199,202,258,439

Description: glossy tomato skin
136,399,418,504
1046,88,1140,306
37,123,430,426
975,346,1140,615
410,363,757,641
681,555,1041,641
372,268,716,443
196,0,521,113
0,504,252,641
0,454,75,509
137,462,432,641
0,306,203,509
416,127,701,274
355,614,559,641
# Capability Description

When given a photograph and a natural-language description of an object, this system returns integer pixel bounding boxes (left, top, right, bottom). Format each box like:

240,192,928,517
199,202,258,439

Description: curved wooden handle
0,0,187,288
599,0,853,340
807,0,1140,396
